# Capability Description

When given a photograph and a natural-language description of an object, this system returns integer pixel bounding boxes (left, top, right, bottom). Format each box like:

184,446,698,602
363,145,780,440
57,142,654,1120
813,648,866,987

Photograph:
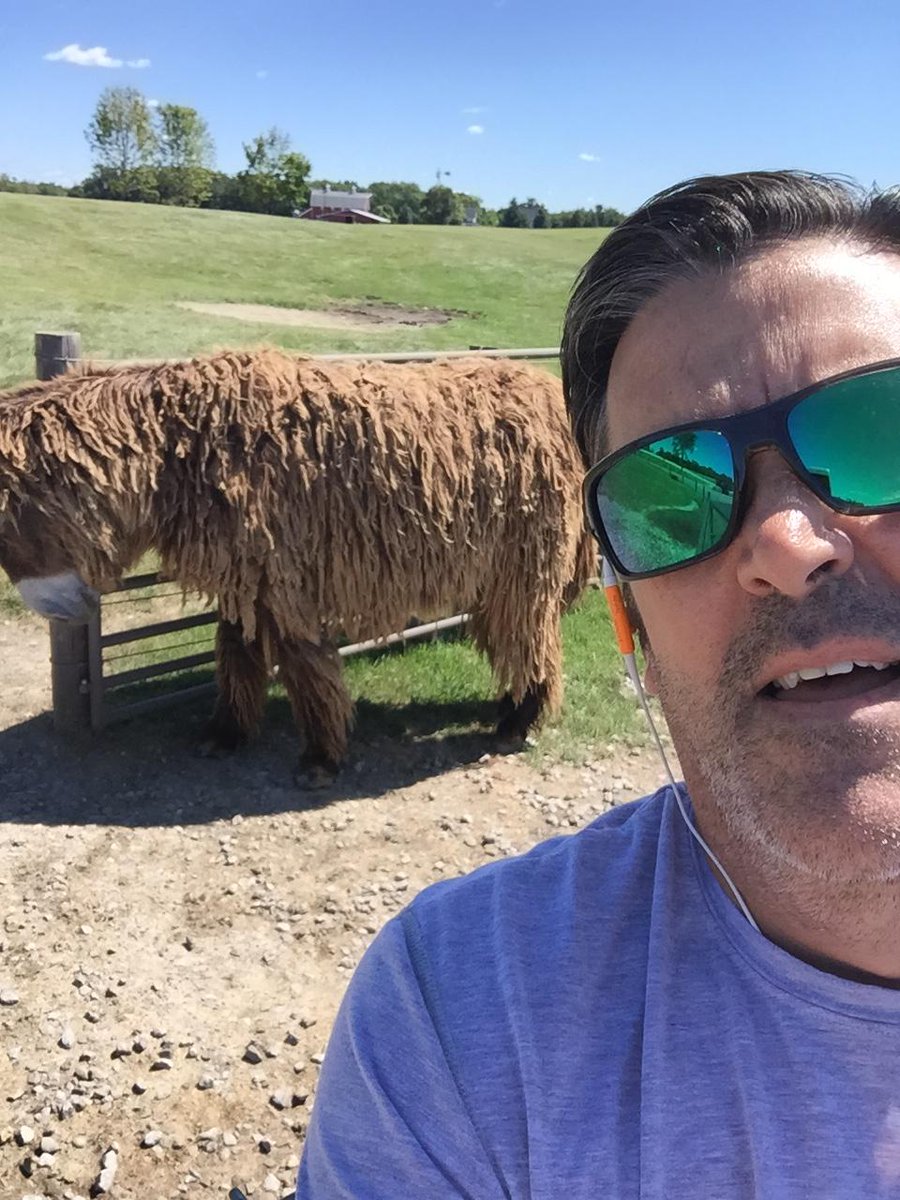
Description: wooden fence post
49,621,92,733
34,331,81,381
33,331,94,732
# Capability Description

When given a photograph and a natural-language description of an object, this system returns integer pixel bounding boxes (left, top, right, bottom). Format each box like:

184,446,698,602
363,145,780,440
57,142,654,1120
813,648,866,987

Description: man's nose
734,451,855,599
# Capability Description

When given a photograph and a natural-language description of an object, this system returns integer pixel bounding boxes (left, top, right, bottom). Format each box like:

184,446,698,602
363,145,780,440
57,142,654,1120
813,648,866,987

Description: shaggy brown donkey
0,349,593,783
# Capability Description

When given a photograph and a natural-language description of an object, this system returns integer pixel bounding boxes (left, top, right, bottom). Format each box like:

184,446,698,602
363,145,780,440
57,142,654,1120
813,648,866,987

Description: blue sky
2,0,899,212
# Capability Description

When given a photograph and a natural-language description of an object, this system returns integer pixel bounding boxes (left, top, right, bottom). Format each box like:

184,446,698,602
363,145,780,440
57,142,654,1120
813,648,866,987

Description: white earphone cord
622,652,760,932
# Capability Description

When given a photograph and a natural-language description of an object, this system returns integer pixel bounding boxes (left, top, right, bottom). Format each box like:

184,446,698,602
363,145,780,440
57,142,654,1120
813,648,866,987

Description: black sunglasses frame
583,356,900,581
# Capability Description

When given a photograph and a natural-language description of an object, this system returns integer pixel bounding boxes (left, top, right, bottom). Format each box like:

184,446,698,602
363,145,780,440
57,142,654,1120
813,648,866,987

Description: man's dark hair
562,170,900,465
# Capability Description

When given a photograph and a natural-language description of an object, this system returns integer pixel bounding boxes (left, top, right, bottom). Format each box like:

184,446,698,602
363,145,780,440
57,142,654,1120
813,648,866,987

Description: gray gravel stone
0,988,20,1006
141,1130,163,1148
95,1146,118,1193
16,1126,34,1146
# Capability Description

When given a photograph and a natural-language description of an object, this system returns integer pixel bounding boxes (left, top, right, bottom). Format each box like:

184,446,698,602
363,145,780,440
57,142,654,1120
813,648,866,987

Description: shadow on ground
0,690,506,827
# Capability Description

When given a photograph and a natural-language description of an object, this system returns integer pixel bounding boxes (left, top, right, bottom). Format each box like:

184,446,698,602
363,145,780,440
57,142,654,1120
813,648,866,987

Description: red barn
299,189,390,224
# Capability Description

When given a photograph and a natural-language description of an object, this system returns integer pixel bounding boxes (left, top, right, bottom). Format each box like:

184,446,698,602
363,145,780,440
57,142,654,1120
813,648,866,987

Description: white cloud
579,152,600,162
45,43,121,67
467,124,485,135
44,43,150,69
147,98,160,108
256,68,268,78
462,105,486,114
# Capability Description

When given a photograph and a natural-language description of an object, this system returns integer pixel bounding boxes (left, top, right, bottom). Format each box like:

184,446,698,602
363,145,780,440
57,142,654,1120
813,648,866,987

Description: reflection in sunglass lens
788,370,900,508
594,430,736,574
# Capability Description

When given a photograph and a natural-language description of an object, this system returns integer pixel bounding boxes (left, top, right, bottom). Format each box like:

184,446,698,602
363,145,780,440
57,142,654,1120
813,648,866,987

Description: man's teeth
772,660,897,691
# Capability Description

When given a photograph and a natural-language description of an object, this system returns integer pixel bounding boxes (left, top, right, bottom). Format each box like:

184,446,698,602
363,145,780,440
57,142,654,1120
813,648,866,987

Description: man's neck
691,793,900,988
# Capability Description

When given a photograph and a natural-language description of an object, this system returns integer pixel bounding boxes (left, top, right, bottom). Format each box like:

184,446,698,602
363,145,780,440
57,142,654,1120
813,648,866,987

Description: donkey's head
0,493,100,622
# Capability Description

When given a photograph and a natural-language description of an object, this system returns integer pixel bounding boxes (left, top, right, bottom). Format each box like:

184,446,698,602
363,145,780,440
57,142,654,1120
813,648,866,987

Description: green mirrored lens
594,430,736,574
788,369,900,507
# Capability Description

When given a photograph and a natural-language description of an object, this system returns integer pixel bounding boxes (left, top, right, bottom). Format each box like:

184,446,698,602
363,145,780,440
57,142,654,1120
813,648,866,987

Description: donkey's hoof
494,732,526,756
293,761,339,791
197,722,246,758
197,738,234,760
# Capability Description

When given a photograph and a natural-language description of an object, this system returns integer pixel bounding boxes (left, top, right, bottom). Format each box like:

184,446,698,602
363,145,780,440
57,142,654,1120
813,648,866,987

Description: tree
596,205,626,226
369,181,424,224
455,192,482,225
309,178,361,193
672,432,697,461
80,164,159,203
201,171,243,211
277,152,312,214
420,184,456,225
498,197,527,228
155,103,215,207
85,86,158,200
0,174,68,196
237,128,310,215
521,197,550,228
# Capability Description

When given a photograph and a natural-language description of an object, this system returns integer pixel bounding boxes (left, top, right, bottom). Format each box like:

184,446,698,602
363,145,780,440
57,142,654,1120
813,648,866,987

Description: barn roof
309,189,373,211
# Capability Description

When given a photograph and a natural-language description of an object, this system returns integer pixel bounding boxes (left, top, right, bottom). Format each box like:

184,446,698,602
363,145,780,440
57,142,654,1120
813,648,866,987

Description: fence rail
37,331,557,733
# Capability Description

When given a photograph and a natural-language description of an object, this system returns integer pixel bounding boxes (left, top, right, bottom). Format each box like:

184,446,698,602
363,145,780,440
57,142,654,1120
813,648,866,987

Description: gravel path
0,617,664,1199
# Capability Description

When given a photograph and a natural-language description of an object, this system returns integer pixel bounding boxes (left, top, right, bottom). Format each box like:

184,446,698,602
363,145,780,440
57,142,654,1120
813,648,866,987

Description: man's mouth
760,659,900,703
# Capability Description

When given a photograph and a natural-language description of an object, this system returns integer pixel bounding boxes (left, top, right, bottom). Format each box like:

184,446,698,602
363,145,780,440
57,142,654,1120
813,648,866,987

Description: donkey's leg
494,681,552,742
202,616,269,753
470,598,564,747
275,636,354,787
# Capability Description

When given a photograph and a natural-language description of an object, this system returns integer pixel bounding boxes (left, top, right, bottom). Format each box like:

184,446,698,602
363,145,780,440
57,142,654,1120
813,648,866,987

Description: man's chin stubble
691,710,900,886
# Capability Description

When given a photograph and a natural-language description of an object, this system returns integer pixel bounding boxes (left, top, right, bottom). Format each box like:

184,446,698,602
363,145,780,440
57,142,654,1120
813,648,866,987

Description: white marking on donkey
17,572,99,622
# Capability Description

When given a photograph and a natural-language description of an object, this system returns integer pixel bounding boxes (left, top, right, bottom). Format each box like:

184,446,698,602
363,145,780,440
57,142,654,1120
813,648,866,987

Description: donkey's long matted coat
0,349,593,774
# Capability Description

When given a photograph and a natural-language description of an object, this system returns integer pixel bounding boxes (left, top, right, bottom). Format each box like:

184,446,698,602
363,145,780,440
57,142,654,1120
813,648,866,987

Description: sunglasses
583,358,900,580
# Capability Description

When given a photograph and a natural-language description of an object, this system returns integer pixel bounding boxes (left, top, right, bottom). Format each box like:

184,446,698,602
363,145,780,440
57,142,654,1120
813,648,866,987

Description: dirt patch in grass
176,299,467,330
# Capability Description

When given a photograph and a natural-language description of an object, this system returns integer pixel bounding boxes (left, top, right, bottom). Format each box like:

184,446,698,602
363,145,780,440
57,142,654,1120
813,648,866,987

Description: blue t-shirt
298,786,900,1198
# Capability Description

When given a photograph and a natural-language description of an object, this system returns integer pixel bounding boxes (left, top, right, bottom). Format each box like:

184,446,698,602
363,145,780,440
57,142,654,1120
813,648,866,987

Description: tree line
1,86,626,227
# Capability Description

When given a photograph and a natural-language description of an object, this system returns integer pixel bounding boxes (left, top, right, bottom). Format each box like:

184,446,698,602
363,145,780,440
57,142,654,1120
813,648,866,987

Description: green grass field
0,194,643,759
0,192,606,387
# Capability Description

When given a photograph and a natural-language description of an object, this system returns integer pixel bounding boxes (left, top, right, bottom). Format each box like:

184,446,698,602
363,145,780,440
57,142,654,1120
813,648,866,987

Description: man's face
605,240,900,886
